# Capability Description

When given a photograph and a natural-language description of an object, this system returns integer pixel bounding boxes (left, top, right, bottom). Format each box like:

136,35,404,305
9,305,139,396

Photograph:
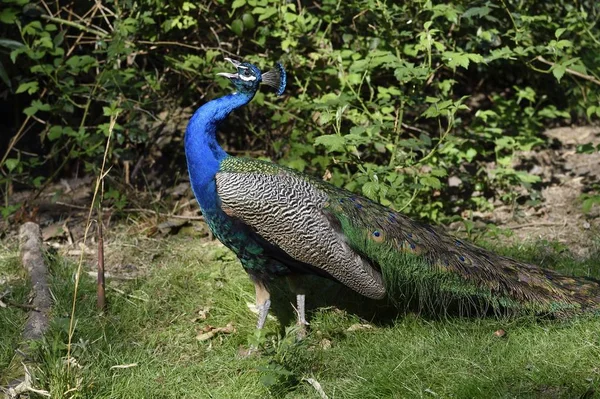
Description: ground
488,126,600,256
0,126,599,398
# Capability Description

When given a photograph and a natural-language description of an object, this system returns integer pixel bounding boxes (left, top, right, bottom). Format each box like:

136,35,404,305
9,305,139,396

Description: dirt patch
482,126,600,256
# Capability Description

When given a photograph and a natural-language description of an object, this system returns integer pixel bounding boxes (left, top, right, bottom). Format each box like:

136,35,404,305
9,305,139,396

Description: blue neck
185,92,254,211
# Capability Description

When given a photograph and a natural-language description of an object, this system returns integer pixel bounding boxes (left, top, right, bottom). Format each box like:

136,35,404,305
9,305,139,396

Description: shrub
1,0,598,220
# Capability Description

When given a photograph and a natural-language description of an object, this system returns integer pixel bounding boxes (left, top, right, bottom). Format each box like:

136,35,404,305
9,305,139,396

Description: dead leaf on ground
157,218,188,235
493,329,507,338
110,363,138,370
191,307,210,322
42,223,66,241
196,322,235,341
320,338,332,350
346,323,374,332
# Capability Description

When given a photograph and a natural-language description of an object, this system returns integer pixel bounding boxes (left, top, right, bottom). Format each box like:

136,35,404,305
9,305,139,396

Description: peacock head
217,58,286,97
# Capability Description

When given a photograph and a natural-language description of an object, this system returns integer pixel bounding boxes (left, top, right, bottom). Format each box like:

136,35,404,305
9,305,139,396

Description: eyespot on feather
371,230,384,242
456,254,472,265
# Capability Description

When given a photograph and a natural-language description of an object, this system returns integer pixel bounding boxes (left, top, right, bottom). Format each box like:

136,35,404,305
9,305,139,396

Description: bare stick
97,210,106,311
66,106,120,371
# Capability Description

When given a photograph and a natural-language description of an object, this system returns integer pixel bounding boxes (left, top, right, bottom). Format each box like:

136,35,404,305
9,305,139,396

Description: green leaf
47,126,63,141
284,12,297,23
0,8,18,24
314,135,345,152
430,168,447,177
102,104,123,117
443,51,470,70
24,100,50,117
555,28,566,39
0,62,10,89
4,158,19,172
0,39,24,50
16,81,39,94
231,19,244,36
255,7,277,22
182,2,196,11
242,13,255,29
65,55,98,73
515,171,540,184
231,0,246,10
554,40,572,50
420,176,441,190
362,181,379,200
467,53,484,64
582,196,600,214
462,6,492,20
576,143,595,154
552,64,566,82
465,148,477,162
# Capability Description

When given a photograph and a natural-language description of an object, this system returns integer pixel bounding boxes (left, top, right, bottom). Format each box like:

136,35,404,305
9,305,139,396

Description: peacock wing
215,157,386,299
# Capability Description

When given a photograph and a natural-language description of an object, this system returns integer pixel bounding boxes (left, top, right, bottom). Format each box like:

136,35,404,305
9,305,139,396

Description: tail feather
325,193,600,316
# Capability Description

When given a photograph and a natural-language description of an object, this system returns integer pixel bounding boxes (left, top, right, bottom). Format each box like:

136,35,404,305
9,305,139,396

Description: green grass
1,234,599,398
0,243,29,382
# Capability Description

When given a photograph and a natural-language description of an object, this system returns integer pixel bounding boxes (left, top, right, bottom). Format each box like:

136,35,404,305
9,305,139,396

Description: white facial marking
239,74,257,82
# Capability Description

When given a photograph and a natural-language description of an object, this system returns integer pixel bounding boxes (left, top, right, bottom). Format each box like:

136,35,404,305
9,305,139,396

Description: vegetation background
1,0,600,397
1,0,599,222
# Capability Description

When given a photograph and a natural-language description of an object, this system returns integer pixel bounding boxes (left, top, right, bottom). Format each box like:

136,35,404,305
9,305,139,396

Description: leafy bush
1,0,599,220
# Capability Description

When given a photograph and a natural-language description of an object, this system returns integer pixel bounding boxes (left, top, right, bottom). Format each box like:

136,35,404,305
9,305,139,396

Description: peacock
184,58,600,332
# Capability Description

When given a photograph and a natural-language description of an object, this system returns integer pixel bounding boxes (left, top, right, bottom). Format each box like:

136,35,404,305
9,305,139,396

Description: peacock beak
224,57,242,68
216,72,239,79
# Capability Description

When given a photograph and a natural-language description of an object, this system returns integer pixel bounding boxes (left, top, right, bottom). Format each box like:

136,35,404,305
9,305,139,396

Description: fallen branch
303,378,329,399
2,223,53,398
4,364,50,398
19,222,52,340
2,300,39,312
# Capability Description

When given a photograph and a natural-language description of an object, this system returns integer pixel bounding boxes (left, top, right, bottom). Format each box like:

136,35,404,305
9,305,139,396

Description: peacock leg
238,280,271,357
286,276,309,338
254,280,271,330
296,294,308,326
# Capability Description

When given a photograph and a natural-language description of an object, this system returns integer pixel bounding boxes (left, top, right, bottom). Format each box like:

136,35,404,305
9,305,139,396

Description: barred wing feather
215,164,386,299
